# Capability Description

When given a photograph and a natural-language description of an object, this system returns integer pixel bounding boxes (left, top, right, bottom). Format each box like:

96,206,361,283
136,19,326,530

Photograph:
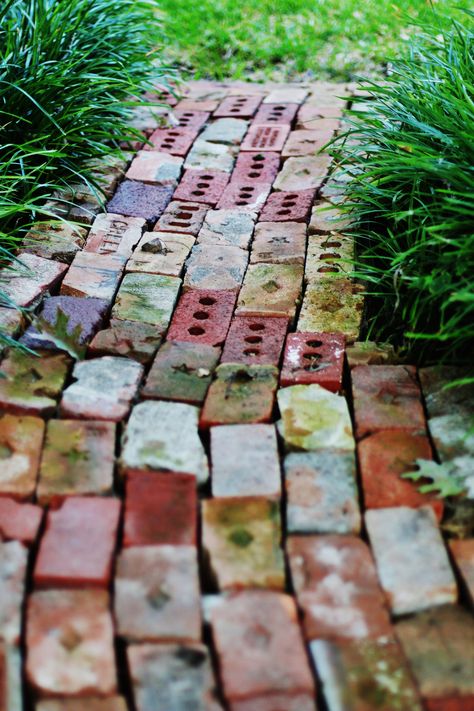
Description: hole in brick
286,194,299,199
248,172,261,178
282,201,296,207
318,266,340,273
249,323,265,331
277,209,291,215
201,175,214,180
236,201,249,206
169,221,189,227
197,182,211,188
230,109,239,113
275,105,286,110
177,212,193,219
192,190,205,196
245,336,262,344
169,131,180,136
244,348,260,356
183,112,194,117
306,339,323,348
199,296,216,306
320,252,341,260
240,192,253,199
326,241,342,248
188,326,205,336
193,311,209,320
241,186,254,191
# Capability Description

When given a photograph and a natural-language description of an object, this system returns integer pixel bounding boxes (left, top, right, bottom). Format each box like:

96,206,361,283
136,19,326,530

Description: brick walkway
0,81,473,710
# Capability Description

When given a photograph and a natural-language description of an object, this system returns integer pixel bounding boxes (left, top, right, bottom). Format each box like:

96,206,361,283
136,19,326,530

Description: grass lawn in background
159,0,469,81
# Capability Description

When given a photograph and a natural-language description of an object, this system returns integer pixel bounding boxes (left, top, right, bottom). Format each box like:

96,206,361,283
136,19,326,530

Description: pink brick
123,470,197,547
352,365,426,439
280,332,345,391
0,497,43,545
214,95,263,118
241,124,290,152
173,169,229,205
259,188,316,222
216,181,271,212
145,128,198,156
287,534,392,641
253,103,299,125
232,151,280,184
167,289,236,347
221,315,288,367
154,200,208,235
0,253,67,308
34,497,121,589
172,109,210,131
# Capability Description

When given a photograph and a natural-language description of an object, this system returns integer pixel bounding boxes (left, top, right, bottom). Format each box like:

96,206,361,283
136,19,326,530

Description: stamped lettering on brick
241,124,290,152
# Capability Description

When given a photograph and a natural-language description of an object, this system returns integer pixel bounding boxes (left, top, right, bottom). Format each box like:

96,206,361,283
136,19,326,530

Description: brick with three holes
216,182,271,213
173,170,229,206
232,151,281,184
221,316,288,367
259,189,316,222
241,124,290,152
214,95,263,119
154,200,208,235
171,109,210,131
167,289,237,347
280,332,345,392
253,103,299,125
144,128,199,156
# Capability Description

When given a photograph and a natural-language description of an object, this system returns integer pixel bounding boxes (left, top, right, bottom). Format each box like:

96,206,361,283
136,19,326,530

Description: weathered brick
106,180,174,223
233,151,281,184
171,109,211,131
297,278,364,342
221,315,288,367
287,534,392,641
0,414,44,500
144,127,199,156
366,506,457,615
20,296,109,351
296,109,340,131
34,497,120,588
36,698,128,711
88,319,162,364
429,414,474,463
210,591,315,705
197,209,256,249
84,213,145,256
358,430,443,519
346,341,397,368
282,129,334,157
167,289,236,347
211,424,281,498
142,341,220,404
277,384,354,452
0,350,70,416
200,118,248,145
263,88,308,104
449,539,474,606
128,643,221,711
240,124,290,152
125,151,183,186
184,244,248,292
0,253,67,308
26,589,117,698
280,331,345,391
253,103,299,124
0,308,23,346
259,188,315,222
154,199,208,237
236,263,303,320
274,155,332,191
352,365,426,439
173,169,230,205
124,471,197,547
396,605,474,711
23,222,87,263
419,365,474,419
184,138,236,173
38,419,116,503
60,357,143,422
115,545,201,642
203,497,284,590
111,273,181,328
0,498,43,545
214,95,262,118
311,637,423,711
305,233,354,280
0,643,22,710
121,401,209,485
200,364,278,428
216,181,271,212
230,694,316,711
176,98,219,112
250,221,306,265
285,451,360,534
0,539,28,644
60,252,126,301
309,201,351,234
126,231,195,277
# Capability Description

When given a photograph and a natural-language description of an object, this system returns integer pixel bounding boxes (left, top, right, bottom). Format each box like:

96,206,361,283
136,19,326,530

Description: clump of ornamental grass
330,12,474,369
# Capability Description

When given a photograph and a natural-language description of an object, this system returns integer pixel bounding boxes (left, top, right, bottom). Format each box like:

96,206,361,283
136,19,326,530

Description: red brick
173,170,230,205
154,200,208,235
358,431,443,519
214,95,263,118
241,124,290,152
232,151,280,185
352,365,426,439
167,289,236,347
123,470,197,547
145,128,199,156
216,181,271,212
221,315,288,367
280,331,345,391
449,539,474,606
259,188,316,222
287,534,392,642
0,497,43,545
34,497,121,589
253,103,299,125
172,109,210,131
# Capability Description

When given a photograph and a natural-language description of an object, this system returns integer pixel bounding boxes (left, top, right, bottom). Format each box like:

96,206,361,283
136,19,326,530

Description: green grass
330,13,474,367
159,0,470,82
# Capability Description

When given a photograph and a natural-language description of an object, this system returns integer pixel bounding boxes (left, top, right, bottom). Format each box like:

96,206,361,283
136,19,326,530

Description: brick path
0,80,473,710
